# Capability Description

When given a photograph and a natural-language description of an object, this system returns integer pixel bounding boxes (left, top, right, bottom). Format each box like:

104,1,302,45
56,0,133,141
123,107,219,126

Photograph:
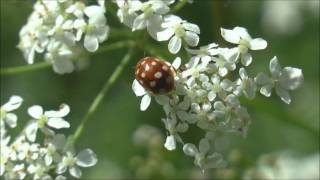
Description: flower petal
69,166,82,178
279,67,303,90
275,86,291,104
52,58,74,74
234,27,251,40
239,68,248,80
132,14,147,30
183,22,200,34
2,96,23,112
220,27,240,44
76,149,98,167
56,163,67,174
164,135,176,151
132,79,146,97
172,57,181,69
269,56,282,78
184,31,199,47
260,85,273,97
168,35,182,54
84,35,99,52
156,28,175,41
28,105,43,119
47,118,70,129
45,104,70,118
199,138,210,154
25,121,38,142
4,113,17,128
241,53,252,66
183,143,198,156
140,94,151,111
255,72,271,85
250,38,267,50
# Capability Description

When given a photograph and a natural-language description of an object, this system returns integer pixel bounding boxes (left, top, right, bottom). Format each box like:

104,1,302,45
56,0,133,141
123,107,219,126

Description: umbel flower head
0,95,98,180
17,0,109,74
131,25,303,170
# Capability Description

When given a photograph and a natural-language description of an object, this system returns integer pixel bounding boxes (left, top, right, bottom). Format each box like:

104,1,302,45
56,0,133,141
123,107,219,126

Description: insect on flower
135,57,177,94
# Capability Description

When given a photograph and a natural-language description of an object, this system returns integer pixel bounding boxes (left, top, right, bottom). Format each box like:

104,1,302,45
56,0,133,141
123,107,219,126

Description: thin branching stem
65,47,135,148
0,40,133,76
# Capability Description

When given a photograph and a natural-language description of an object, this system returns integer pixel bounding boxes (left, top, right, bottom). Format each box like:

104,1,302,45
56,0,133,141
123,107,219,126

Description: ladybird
135,57,176,94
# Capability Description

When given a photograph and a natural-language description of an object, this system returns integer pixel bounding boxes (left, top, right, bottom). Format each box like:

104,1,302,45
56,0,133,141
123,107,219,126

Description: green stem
0,40,133,76
171,0,188,13
65,48,134,148
0,62,51,75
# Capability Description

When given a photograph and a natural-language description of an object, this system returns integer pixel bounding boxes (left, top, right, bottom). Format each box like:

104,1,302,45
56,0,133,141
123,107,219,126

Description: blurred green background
1,0,319,179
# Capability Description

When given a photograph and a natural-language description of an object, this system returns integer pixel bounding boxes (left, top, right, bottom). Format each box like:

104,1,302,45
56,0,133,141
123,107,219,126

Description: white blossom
157,15,200,54
17,0,110,74
255,56,303,104
0,95,98,180
26,104,70,142
0,96,23,129
130,0,170,39
183,138,227,170
221,26,267,66
56,149,98,179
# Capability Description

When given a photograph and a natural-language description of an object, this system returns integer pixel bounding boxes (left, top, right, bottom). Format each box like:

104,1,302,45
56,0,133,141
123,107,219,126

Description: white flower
186,43,219,62
0,96,23,129
157,15,200,54
25,104,70,142
18,0,110,74
183,138,227,170
45,40,75,74
83,5,109,52
221,26,267,66
212,48,238,77
56,149,98,178
131,0,170,39
255,56,303,104
235,68,257,99
204,75,234,102
48,15,76,46
41,134,67,166
4,163,27,180
27,161,51,180
114,0,139,27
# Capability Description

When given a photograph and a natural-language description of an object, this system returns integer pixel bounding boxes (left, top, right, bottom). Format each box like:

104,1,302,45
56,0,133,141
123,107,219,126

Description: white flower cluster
17,0,109,74
114,0,198,54
127,1,303,170
0,96,97,179
243,152,319,179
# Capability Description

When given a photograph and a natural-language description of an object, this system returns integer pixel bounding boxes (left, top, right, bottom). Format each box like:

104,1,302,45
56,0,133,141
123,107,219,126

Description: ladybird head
135,57,176,94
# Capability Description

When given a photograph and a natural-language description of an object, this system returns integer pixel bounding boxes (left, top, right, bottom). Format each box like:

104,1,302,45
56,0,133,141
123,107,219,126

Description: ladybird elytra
135,57,176,94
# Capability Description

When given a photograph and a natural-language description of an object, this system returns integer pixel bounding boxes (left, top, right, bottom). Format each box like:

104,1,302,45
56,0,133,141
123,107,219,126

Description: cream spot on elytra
154,72,162,79
145,64,150,71
162,66,169,71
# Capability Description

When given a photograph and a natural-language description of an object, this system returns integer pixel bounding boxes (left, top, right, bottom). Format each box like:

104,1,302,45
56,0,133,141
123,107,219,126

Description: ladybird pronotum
135,57,176,94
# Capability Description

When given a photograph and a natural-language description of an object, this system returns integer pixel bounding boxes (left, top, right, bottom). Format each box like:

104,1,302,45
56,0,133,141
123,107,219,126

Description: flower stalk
65,47,135,148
